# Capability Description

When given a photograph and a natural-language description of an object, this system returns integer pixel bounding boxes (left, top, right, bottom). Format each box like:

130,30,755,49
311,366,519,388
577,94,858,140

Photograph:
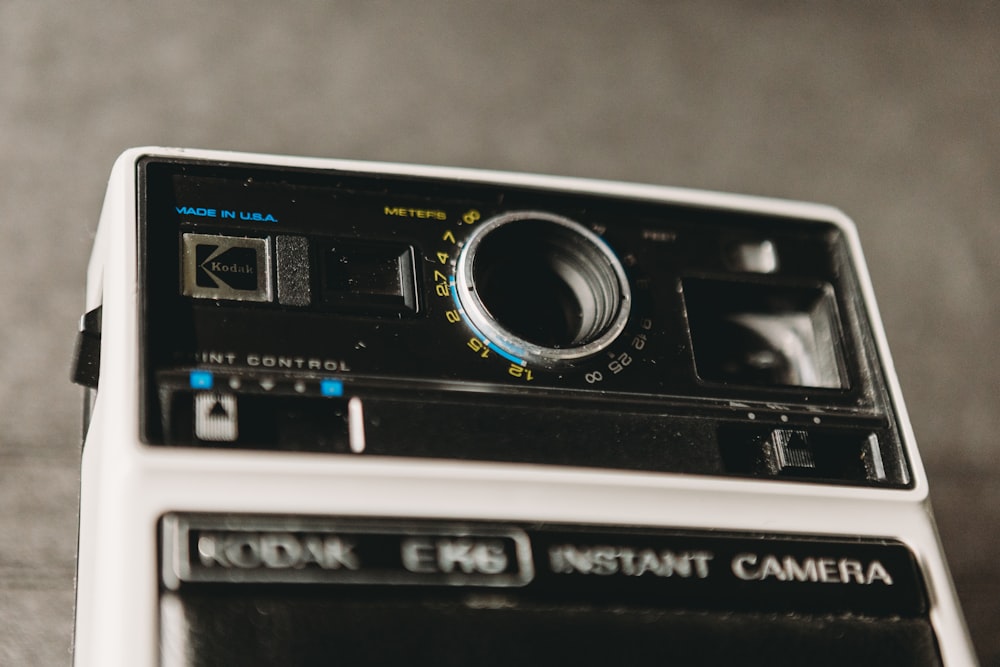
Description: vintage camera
73,148,976,665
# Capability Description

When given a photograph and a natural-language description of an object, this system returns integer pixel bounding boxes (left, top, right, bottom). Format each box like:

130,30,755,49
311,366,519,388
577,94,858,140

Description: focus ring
455,211,631,367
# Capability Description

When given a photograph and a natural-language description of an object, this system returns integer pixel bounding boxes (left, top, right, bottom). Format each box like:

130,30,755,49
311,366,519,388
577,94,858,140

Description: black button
71,306,102,388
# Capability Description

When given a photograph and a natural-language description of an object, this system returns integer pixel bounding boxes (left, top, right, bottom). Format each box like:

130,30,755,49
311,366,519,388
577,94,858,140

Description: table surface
1,3,997,664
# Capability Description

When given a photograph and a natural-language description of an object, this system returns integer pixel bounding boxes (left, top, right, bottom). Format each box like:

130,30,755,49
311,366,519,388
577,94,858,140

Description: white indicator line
348,397,366,453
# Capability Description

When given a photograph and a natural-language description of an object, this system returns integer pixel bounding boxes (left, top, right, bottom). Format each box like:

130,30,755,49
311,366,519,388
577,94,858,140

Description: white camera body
73,147,976,665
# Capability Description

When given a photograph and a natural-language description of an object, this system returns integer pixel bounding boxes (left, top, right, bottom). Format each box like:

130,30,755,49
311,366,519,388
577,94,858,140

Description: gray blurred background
1,2,997,664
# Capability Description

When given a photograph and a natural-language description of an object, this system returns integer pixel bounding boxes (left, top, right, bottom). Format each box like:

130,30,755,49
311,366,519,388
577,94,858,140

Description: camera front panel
140,158,908,487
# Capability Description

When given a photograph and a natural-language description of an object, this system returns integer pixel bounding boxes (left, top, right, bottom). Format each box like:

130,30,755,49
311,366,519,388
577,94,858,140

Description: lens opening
456,212,631,365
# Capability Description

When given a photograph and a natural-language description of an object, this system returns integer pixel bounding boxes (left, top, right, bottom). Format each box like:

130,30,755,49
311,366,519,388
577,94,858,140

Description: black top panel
138,157,909,486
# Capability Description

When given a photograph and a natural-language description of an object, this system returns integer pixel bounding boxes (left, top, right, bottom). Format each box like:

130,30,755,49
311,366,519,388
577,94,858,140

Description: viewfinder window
684,278,847,389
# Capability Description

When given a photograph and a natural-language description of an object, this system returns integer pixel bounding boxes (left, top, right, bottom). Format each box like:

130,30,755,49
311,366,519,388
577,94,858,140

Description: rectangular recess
684,278,847,389
320,241,418,315
717,424,905,485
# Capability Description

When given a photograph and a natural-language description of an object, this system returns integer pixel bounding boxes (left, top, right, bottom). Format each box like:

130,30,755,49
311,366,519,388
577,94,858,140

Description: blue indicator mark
189,370,214,390
320,379,344,397
448,280,527,366
449,278,462,311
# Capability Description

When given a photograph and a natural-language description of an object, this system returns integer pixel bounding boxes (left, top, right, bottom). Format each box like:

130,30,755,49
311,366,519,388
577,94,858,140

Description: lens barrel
455,211,631,366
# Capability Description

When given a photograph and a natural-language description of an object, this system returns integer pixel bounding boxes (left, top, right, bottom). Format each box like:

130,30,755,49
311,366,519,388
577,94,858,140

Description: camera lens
455,212,631,366
473,224,614,347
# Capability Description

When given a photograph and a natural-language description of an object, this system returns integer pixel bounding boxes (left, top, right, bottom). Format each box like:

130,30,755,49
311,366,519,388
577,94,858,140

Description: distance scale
432,209,656,387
